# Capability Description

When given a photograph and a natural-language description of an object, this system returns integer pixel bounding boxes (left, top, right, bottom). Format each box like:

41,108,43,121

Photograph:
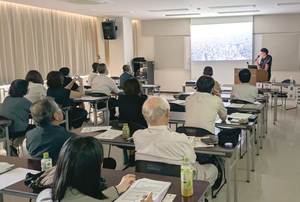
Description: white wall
136,13,300,91
96,17,106,64
123,17,134,66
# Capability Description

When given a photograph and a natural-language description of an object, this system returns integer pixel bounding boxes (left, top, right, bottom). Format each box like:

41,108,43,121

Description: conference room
1,0,300,202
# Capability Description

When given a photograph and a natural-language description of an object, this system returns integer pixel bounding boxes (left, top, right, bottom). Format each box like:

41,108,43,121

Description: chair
60,106,71,131
169,103,185,112
176,126,213,136
271,79,297,110
135,160,180,177
0,118,12,156
111,76,120,87
178,94,191,100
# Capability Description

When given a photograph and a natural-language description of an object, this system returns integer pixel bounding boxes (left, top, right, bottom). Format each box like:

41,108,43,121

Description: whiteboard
262,34,299,71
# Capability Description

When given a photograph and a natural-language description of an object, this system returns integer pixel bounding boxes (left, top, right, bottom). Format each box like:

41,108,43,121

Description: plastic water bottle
41,152,52,171
271,75,275,84
181,157,194,197
122,123,130,139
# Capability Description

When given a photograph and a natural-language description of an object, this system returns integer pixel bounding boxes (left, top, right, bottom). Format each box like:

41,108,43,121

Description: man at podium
255,48,272,81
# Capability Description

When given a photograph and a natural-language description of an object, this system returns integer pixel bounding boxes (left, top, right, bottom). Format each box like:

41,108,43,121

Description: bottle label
122,127,130,138
181,167,193,197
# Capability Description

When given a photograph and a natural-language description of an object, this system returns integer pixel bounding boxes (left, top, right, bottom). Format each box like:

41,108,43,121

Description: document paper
81,126,112,133
95,129,122,139
188,136,214,148
115,178,171,202
0,168,39,190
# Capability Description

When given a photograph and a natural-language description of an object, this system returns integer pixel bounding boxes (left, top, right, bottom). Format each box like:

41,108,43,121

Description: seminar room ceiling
2,0,300,20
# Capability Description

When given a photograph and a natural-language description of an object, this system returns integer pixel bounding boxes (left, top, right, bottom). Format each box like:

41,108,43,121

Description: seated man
133,97,218,186
185,76,227,134
26,97,76,163
203,66,222,93
120,64,134,88
230,68,258,103
91,63,119,120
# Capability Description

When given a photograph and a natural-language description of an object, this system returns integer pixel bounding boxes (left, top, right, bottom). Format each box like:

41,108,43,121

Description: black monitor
248,65,257,69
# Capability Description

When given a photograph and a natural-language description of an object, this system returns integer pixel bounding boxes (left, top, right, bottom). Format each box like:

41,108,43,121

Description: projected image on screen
191,22,252,61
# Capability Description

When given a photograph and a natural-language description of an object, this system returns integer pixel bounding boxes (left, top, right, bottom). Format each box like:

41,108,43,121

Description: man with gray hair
25,97,76,162
120,64,134,88
133,97,218,187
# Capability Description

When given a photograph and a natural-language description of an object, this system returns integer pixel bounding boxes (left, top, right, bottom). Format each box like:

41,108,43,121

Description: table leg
5,125,10,156
260,109,264,149
234,148,238,202
152,88,154,95
0,193,3,202
94,102,98,126
226,158,231,202
158,87,160,96
256,114,260,156
182,85,186,93
145,88,149,95
265,102,268,133
251,125,255,172
274,93,278,123
106,99,109,126
246,130,250,182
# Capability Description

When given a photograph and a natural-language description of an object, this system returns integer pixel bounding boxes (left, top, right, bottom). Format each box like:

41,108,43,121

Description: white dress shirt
230,83,258,103
133,125,218,183
185,92,227,134
133,125,196,165
88,72,98,86
91,74,119,96
25,82,47,103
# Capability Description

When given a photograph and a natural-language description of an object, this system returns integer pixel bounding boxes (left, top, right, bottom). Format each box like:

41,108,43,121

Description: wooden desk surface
0,156,209,202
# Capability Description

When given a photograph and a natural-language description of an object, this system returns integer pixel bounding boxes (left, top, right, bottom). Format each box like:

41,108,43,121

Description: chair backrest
111,120,146,135
178,94,190,100
169,103,185,112
111,77,120,86
176,126,213,136
90,92,108,97
135,160,180,177
230,99,252,104
282,79,296,84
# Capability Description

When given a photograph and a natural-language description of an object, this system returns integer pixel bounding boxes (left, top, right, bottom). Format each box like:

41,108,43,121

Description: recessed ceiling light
208,4,256,9
148,8,189,12
217,10,260,14
277,2,300,6
164,13,200,17
61,0,114,5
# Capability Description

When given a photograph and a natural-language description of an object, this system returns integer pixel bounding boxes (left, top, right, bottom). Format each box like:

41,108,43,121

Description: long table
0,156,209,202
73,127,239,202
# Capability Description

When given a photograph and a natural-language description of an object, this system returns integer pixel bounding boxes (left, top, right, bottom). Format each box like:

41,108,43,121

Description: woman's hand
212,88,221,97
115,174,136,194
140,192,154,202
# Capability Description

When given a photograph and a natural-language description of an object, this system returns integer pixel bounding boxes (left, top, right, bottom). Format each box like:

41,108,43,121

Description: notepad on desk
187,136,214,148
228,103,245,108
243,104,260,109
228,113,252,119
95,129,122,139
115,178,171,202
81,126,112,133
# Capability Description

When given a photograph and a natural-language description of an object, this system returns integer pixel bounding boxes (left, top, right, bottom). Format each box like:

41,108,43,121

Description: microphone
98,54,101,62
254,55,260,62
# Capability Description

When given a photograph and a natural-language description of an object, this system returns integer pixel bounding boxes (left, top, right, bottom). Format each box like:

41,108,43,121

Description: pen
127,137,133,142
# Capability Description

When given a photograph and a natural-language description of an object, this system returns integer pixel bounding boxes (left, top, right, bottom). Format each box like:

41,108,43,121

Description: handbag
218,129,240,147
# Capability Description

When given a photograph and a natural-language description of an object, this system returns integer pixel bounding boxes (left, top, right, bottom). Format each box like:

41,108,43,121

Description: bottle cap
184,157,189,163
43,152,49,158
123,123,128,126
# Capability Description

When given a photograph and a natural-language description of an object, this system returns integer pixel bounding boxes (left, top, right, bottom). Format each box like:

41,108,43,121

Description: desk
259,88,279,124
73,96,109,126
168,111,255,186
142,85,161,95
0,156,209,202
0,120,12,156
73,127,239,202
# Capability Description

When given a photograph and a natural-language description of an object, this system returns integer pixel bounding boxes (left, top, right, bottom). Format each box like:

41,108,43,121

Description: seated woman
46,71,87,129
0,79,35,154
118,78,148,128
25,70,47,103
26,97,76,163
36,136,153,202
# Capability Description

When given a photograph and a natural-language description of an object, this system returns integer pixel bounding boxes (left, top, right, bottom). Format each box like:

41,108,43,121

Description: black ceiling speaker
102,21,117,40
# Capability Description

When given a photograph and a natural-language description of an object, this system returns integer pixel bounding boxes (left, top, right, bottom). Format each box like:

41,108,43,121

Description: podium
234,68,268,86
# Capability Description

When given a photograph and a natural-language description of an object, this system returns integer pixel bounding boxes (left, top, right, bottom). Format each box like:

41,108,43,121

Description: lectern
234,68,268,86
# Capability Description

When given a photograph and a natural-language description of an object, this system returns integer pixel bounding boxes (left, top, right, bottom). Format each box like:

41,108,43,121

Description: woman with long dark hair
37,136,153,202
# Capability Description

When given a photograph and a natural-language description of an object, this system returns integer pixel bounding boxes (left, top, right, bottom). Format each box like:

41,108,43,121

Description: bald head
142,97,170,126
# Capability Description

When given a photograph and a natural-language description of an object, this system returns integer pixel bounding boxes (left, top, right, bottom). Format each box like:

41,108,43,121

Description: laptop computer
248,65,258,69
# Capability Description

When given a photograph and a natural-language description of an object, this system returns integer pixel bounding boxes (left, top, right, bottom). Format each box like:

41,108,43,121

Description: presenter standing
255,48,272,81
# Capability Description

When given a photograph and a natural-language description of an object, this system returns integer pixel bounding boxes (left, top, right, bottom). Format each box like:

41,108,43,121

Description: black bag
218,129,240,147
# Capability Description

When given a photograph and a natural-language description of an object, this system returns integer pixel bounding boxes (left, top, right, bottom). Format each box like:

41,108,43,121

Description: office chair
135,160,180,177
271,79,297,110
176,126,213,136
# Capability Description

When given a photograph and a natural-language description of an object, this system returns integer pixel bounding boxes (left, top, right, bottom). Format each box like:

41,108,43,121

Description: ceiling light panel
217,10,260,14
208,4,256,9
148,8,189,12
165,13,200,17
61,0,114,5
277,2,300,6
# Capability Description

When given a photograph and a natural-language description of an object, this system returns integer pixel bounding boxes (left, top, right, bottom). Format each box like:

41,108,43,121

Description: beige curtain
0,1,98,85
